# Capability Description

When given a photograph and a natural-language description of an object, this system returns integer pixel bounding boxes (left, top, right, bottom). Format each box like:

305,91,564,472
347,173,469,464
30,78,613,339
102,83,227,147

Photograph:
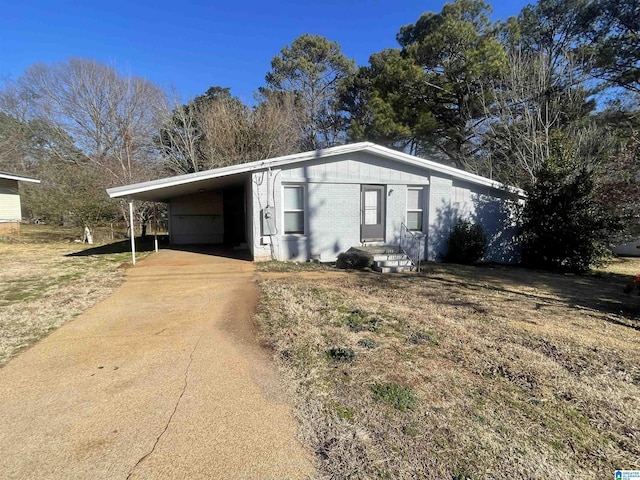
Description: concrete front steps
356,245,415,273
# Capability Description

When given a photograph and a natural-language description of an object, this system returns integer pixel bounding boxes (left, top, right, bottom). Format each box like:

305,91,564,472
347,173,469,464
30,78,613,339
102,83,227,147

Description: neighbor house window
284,185,304,234
407,187,423,231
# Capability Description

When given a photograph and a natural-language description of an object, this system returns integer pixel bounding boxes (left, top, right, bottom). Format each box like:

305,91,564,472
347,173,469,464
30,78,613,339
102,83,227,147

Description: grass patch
345,309,383,332
0,225,152,366
256,260,335,273
257,261,640,478
371,382,418,411
596,256,640,277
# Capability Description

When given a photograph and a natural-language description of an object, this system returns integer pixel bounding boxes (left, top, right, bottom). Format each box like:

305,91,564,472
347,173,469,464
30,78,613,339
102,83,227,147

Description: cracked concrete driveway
0,249,314,479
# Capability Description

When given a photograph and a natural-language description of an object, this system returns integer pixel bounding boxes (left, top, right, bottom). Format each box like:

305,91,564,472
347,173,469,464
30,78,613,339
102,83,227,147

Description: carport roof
107,142,525,202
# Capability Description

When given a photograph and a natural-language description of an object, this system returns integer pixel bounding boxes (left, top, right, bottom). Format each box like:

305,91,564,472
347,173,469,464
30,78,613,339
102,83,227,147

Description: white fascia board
0,173,40,184
107,165,257,198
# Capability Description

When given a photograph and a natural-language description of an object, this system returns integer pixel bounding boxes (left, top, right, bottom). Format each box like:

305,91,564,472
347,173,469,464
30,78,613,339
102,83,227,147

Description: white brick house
107,142,524,264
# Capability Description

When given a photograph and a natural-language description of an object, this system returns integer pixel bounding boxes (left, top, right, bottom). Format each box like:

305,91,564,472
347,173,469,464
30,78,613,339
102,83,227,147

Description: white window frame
282,184,305,235
406,187,424,232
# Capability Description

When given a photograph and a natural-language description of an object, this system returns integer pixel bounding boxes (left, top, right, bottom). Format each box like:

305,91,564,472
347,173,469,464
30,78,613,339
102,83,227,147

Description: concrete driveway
0,249,314,479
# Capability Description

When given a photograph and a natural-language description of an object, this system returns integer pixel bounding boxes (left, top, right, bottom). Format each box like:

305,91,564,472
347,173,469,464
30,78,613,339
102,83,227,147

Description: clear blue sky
0,0,531,104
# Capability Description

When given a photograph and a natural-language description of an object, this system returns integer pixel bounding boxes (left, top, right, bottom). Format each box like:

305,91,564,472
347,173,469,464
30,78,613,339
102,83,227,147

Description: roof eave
0,173,41,184
106,141,526,200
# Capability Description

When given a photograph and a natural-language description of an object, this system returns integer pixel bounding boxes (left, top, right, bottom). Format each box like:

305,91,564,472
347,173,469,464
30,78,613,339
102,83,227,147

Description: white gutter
0,173,41,184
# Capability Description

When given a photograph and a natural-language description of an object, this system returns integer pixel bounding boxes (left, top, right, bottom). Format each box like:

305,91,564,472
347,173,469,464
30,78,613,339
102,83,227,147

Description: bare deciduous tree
0,58,170,236
159,89,302,174
2,58,169,185
477,50,597,186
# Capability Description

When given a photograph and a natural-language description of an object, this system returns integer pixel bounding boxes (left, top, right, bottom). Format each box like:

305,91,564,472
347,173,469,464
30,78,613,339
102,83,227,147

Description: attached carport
107,167,254,261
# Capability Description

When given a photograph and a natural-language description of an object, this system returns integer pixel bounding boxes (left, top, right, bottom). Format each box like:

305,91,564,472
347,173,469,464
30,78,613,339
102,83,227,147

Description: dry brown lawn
0,225,151,366
257,259,640,479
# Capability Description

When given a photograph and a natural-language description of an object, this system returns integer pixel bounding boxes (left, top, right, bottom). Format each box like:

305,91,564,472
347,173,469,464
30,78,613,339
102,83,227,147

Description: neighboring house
107,142,525,264
613,238,640,257
0,172,40,235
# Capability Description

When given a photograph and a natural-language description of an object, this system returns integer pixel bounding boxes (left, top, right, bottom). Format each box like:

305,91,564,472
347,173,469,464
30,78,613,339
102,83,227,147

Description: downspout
266,165,271,208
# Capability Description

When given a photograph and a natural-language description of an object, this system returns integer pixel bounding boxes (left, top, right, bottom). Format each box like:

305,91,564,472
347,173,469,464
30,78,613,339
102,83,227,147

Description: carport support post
129,200,136,265
154,203,158,252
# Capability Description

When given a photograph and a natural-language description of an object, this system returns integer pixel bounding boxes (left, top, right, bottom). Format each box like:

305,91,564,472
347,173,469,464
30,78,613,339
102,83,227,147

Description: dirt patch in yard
256,261,640,479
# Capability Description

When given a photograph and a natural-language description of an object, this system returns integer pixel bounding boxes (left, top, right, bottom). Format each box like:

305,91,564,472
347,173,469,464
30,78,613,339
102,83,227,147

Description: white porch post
129,200,136,265
153,203,158,252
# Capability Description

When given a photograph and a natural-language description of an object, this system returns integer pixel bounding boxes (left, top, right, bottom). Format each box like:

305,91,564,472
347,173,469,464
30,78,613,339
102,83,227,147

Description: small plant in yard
444,219,486,265
326,347,357,362
346,310,382,332
371,382,418,411
407,330,439,346
453,472,479,480
623,275,640,295
335,405,355,421
357,338,377,349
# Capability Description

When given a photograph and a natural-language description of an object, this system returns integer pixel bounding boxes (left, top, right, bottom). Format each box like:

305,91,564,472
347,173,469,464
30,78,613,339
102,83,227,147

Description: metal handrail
400,222,421,273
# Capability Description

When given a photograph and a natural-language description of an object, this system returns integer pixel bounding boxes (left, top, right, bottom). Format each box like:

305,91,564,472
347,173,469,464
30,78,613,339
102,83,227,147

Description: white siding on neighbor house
169,191,223,244
0,178,21,222
614,239,640,257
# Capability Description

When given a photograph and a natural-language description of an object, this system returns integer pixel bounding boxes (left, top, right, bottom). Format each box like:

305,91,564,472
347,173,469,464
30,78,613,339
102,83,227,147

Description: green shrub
336,248,373,270
326,347,357,362
444,219,486,264
520,134,621,273
371,382,418,411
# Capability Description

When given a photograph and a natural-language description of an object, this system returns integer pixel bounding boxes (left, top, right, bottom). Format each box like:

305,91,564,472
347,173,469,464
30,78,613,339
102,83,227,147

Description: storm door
361,185,386,242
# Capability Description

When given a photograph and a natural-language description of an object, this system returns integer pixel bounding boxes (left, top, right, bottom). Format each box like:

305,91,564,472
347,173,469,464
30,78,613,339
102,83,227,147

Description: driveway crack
125,336,202,479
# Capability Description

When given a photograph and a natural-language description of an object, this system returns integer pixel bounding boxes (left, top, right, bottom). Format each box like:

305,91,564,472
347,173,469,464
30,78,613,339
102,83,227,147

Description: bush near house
336,247,373,270
444,218,486,264
520,134,621,273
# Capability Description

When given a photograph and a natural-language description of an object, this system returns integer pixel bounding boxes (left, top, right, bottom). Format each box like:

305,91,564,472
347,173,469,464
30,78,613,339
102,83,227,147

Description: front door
361,185,386,242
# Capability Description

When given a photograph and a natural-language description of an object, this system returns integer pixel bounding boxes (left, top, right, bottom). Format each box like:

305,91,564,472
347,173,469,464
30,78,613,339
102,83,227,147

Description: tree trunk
83,226,94,244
